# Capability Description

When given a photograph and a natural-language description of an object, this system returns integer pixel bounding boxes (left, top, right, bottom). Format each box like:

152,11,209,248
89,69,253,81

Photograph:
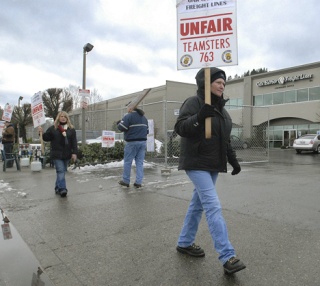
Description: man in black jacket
2,121,15,167
174,67,246,275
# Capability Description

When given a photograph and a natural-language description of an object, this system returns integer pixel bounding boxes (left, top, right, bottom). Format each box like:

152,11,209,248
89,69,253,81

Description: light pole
17,96,23,143
81,43,94,146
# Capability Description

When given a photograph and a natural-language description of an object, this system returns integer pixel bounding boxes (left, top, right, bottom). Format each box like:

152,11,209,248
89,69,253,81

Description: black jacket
2,123,15,144
174,93,239,173
42,126,78,160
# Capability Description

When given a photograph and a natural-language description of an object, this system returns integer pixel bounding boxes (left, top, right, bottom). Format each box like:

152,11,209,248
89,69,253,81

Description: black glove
116,120,121,125
231,165,241,175
197,104,216,123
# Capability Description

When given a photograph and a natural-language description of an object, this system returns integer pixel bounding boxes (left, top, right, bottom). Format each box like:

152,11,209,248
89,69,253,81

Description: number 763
200,52,214,62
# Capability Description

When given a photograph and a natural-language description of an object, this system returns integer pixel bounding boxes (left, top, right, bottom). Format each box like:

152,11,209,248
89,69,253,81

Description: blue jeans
53,159,69,191
122,141,146,184
177,170,235,265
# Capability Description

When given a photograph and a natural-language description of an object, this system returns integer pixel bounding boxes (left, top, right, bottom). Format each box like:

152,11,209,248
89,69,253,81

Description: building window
297,88,308,102
225,98,243,109
254,86,320,106
284,90,296,103
254,95,263,106
273,92,284,105
263,93,272,106
309,86,320,101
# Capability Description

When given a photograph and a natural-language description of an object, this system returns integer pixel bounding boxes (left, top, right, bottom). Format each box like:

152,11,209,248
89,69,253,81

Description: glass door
283,130,297,147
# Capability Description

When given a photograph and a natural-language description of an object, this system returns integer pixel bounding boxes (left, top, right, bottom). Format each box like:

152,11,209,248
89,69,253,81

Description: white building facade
70,61,320,148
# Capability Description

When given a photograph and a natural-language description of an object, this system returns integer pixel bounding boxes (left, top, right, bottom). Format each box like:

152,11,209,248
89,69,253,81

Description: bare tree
64,86,103,108
11,103,33,143
90,88,103,104
42,88,73,120
65,84,81,109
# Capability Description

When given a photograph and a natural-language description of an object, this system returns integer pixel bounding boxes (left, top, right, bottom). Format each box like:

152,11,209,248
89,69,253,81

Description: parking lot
1,148,319,285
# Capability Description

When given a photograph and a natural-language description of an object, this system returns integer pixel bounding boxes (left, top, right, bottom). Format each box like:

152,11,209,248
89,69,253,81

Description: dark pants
3,143,14,168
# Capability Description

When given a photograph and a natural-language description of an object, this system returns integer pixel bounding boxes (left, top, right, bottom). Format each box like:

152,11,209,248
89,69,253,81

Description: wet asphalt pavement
0,149,320,286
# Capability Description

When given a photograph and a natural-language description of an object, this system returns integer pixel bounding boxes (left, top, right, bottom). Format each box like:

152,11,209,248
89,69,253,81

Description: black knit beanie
210,71,226,83
195,68,226,90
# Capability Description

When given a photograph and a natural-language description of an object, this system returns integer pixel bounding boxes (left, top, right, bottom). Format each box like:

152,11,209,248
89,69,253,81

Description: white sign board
2,103,13,122
102,130,115,148
0,120,4,150
0,121,5,134
31,92,46,128
176,0,237,70
147,119,155,152
79,89,90,109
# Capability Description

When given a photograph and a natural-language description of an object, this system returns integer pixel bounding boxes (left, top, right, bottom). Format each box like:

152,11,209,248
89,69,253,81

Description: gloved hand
231,165,241,175
197,104,216,123
116,120,121,125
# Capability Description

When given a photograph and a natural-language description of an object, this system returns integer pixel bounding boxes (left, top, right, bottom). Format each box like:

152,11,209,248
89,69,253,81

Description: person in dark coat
174,67,246,275
38,111,78,197
2,121,15,167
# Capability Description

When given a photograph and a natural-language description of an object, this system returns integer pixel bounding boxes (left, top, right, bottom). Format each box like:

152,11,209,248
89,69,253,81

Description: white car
78,133,124,144
293,134,320,154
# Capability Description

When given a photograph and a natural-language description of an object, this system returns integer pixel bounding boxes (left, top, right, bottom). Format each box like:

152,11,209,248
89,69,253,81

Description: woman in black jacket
39,111,78,197
174,67,246,275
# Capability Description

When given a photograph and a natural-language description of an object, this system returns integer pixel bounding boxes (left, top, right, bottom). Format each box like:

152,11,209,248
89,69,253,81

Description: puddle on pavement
0,211,54,286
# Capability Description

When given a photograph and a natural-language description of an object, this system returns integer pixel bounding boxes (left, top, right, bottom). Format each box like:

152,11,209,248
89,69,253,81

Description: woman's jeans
177,170,236,265
53,159,69,191
122,141,146,184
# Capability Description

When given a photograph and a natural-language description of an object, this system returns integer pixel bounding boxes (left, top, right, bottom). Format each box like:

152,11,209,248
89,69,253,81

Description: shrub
78,141,124,164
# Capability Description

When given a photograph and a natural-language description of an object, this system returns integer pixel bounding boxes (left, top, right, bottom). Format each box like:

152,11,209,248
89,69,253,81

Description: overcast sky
1,0,320,109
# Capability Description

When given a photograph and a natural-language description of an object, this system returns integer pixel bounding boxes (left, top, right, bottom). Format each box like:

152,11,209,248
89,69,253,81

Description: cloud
1,0,320,109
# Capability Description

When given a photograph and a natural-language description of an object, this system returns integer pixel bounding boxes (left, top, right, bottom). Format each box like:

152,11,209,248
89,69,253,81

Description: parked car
78,133,124,144
293,134,320,154
230,135,249,149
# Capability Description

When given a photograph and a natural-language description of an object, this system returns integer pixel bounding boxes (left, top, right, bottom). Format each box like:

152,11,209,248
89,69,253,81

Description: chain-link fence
155,103,270,167
228,105,269,164
26,100,269,167
67,101,269,167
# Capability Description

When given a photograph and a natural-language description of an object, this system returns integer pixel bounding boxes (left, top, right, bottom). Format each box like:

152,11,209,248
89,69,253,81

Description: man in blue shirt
117,107,148,188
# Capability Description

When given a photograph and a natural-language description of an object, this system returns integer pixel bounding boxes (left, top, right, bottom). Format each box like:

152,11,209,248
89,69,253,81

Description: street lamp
17,96,23,143
81,43,94,146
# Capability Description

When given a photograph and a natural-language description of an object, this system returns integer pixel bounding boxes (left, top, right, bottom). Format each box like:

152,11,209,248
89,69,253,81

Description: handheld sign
31,92,46,155
2,103,13,122
176,0,238,138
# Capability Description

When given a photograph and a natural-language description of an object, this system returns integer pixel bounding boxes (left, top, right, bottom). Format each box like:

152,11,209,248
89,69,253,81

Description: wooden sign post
39,129,45,156
126,88,151,112
204,68,212,139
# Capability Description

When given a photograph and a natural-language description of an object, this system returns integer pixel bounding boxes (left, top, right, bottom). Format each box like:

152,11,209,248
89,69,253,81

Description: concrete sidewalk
0,149,320,285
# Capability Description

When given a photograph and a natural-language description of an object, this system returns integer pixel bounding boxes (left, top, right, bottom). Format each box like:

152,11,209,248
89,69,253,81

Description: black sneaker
133,183,142,188
223,257,246,275
60,189,68,197
176,243,205,257
118,181,129,187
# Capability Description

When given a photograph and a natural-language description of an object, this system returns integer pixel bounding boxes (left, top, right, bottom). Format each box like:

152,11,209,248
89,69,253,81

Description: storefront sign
256,73,313,87
176,0,238,70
